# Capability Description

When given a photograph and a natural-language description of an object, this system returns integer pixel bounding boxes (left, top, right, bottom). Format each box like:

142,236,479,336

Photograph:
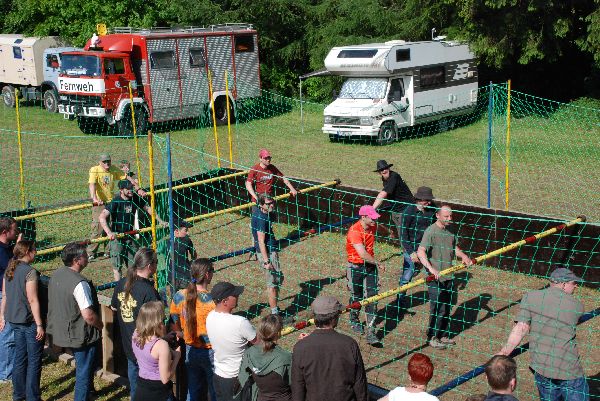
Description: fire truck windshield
60,55,102,77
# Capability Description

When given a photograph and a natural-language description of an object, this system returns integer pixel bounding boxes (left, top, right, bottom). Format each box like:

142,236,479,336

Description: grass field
0,94,598,400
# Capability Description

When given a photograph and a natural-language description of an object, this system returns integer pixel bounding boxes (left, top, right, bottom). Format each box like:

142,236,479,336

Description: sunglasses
264,202,275,206
262,156,272,160
102,160,111,164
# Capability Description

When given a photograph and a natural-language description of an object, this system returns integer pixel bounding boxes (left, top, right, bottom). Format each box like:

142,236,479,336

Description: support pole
129,84,143,186
300,79,304,135
148,131,157,252
487,82,493,208
16,88,25,209
280,215,587,336
225,70,233,168
166,133,176,295
208,69,221,168
505,79,512,210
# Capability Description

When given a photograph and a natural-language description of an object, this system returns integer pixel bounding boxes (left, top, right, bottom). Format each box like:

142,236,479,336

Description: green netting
0,82,598,401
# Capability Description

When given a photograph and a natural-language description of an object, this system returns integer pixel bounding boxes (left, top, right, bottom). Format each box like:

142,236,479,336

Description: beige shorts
257,252,284,288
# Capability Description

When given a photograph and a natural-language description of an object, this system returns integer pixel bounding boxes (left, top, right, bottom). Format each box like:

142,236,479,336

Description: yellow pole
280,215,586,336
15,88,25,209
129,85,143,187
225,70,233,168
14,170,251,221
505,79,512,210
148,131,157,251
35,180,341,256
208,69,221,168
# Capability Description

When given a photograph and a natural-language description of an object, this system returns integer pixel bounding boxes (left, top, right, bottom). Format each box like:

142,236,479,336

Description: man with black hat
372,160,414,240
396,186,436,309
498,267,589,401
291,295,367,401
206,282,257,401
99,180,164,281
166,219,197,289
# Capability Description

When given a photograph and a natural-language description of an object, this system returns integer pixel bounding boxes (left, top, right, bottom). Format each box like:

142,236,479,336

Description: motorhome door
386,77,411,128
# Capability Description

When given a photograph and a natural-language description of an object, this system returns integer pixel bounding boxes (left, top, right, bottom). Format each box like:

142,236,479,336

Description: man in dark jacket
397,186,436,309
291,296,367,401
483,355,519,401
47,242,103,401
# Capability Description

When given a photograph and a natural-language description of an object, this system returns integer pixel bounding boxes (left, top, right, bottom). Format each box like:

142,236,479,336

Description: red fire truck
57,24,261,135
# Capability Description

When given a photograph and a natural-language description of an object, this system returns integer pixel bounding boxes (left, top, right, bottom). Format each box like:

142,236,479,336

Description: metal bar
280,216,586,336
208,69,221,168
505,79,512,210
129,84,143,187
225,70,233,168
148,132,158,251
167,133,176,295
16,88,25,209
487,82,493,208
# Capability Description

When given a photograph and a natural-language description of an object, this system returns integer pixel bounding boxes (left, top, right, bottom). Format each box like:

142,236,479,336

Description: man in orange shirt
346,205,386,345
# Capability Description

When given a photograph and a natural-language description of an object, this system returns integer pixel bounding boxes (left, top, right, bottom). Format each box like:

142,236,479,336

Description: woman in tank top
0,240,44,401
132,301,181,401
378,353,439,401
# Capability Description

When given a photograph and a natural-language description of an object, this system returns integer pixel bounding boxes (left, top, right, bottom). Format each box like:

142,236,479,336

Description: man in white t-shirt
206,281,257,401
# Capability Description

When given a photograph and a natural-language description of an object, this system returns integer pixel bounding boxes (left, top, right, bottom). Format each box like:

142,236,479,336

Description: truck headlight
360,117,373,126
324,116,333,124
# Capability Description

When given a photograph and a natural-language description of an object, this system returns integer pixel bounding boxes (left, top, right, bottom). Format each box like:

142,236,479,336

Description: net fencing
0,81,598,401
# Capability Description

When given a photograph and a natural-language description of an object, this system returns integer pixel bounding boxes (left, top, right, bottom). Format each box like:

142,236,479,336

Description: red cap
259,149,271,158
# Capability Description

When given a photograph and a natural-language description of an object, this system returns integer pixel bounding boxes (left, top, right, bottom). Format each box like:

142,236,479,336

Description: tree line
2,0,598,102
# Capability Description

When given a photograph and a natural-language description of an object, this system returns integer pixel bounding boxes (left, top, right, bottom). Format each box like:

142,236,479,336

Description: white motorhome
322,39,478,144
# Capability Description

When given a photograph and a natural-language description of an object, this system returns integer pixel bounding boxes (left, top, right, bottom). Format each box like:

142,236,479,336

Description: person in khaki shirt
498,267,588,401
87,153,144,259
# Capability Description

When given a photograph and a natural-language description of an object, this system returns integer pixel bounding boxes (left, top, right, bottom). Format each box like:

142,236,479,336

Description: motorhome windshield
339,78,388,99
60,55,102,77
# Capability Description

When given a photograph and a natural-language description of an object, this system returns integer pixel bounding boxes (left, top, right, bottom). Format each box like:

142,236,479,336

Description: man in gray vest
47,242,103,401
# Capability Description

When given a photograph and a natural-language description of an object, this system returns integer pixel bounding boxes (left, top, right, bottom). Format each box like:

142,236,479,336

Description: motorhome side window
13,47,22,59
104,59,125,75
189,48,206,68
235,36,254,53
396,49,410,62
337,49,378,58
388,79,404,102
420,66,445,88
150,51,175,69
47,54,60,68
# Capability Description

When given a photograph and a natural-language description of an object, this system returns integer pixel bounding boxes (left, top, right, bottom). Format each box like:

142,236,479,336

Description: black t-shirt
382,171,414,212
110,277,161,361
105,194,147,233
166,235,197,285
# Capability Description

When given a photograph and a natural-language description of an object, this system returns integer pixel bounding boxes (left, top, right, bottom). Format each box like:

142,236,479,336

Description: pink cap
358,205,380,220
258,149,271,158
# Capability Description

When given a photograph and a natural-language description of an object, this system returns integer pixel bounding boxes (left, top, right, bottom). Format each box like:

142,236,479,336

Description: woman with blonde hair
132,301,181,401
169,258,216,401
238,314,292,401
0,240,44,401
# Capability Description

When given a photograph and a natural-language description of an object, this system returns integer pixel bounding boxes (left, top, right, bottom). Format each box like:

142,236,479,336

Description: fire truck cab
58,24,261,135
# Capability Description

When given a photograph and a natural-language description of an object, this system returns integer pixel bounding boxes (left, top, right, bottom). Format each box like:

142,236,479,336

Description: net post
147,131,158,251
487,81,493,208
208,69,221,168
225,70,233,168
16,88,26,209
505,79,512,210
129,84,143,186
166,132,176,297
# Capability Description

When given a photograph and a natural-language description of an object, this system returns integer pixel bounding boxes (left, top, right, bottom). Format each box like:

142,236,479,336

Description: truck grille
61,95,102,107
332,116,360,125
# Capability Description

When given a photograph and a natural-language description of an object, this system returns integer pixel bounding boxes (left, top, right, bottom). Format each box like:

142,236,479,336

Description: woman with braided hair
0,240,44,401
169,258,216,401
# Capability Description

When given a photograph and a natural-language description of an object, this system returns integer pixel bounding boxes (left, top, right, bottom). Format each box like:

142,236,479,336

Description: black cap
210,281,244,302
118,180,133,190
174,219,193,229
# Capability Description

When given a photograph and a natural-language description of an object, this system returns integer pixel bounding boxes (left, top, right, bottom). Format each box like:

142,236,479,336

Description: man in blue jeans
498,267,589,401
47,242,103,401
0,216,21,383
397,187,436,309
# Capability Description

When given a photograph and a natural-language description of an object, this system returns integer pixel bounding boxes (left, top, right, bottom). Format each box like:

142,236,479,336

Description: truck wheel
377,121,397,145
118,105,148,137
77,116,109,135
2,85,16,108
213,97,235,126
43,90,59,113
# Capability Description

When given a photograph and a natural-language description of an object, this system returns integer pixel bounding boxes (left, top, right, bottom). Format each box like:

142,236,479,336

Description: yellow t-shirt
88,165,126,202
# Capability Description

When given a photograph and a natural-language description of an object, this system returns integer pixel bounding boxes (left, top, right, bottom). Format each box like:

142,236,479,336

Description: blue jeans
0,291,15,381
72,342,98,401
397,252,417,304
128,358,139,401
534,372,590,401
11,322,43,401
186,346,216,401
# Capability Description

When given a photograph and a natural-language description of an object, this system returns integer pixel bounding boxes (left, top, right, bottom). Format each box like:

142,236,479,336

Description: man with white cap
498,267,588,401
291,295,367,401
245,148,297,204
346,205,386,345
